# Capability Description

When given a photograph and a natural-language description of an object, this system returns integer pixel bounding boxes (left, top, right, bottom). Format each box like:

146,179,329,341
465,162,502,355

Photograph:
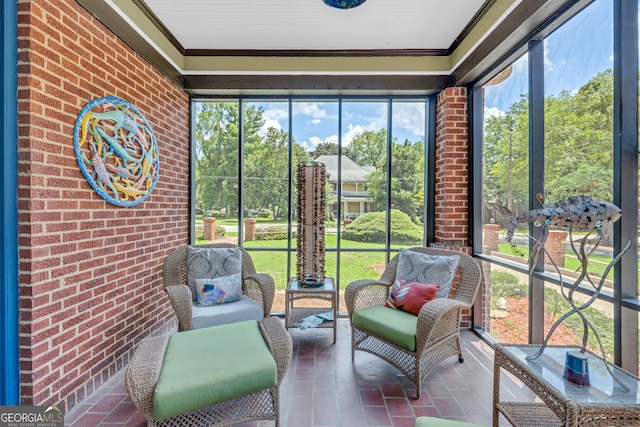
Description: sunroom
1,0,639,426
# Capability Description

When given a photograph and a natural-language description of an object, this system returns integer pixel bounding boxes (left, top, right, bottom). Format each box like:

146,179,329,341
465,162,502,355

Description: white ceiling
144,0,488,51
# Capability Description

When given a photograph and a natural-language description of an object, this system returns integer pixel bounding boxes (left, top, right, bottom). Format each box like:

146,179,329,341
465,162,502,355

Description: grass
196,214,339,228
195,233,413,290
497,243,640,286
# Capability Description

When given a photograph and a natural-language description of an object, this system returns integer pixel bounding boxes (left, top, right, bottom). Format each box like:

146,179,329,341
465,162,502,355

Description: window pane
340,101,388,246
293,100,339,248
482,55,530,265
391,100,426,248
242,101,295,248
481,55,530,334
542,0,615,347
486,262,530,344
248,250,289,312
194,101,240,244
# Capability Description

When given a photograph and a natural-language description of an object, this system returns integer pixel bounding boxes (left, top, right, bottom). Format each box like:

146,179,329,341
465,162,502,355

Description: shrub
255,226,289,241
341,210,423,244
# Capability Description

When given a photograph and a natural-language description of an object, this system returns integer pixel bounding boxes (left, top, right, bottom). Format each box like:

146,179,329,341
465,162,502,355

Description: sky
250,99,427,153
484,0,615,117
245,0,617,151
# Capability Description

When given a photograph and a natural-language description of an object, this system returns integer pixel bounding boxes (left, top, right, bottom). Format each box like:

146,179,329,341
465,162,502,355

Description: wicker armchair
345,247,482,398
163,243,275,331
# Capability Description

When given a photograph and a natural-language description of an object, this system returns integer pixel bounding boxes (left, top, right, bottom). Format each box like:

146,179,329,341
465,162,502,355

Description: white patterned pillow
186,247,242,301
195,274,243,306
395,250,460,299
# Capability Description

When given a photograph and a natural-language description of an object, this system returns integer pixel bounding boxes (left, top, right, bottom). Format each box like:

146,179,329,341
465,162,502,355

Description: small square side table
285,277,337,343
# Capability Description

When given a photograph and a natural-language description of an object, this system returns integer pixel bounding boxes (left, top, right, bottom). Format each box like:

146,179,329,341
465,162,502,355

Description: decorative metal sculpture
296,162,326,287
73,96,159,207
500,194,631,389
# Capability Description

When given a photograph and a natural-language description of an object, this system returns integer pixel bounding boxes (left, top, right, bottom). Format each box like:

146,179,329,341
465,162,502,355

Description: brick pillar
244,218,256,241
433,87,469,250
545,230,568,268
203,217,216,241
483,224,501,251
432,87,477,329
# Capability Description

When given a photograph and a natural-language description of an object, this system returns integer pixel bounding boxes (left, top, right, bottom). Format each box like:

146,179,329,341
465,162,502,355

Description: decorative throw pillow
385,280,439,315
186,247,242,301
396,250,460,299
195,274,243,306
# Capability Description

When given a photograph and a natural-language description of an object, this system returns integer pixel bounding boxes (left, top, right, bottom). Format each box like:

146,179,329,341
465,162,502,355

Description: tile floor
65,318,532,427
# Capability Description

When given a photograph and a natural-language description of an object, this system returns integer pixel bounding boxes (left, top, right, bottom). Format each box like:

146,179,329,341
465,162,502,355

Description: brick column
433,87,469,250
203,217,216,241
432,87,477,329
483,224,501,251
545,230,568,268
244,218,256,241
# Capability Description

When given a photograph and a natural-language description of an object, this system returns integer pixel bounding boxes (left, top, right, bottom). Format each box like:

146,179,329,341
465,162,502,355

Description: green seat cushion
415,416,482,427
153,320,277,420
351,305,417,351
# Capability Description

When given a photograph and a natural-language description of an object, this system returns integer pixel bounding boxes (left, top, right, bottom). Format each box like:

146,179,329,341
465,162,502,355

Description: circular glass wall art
73,96,159,207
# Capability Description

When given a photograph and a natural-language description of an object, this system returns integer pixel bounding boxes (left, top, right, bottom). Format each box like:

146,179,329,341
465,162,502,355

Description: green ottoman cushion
152,320,277,420
351,305,417,351
415,416,482,427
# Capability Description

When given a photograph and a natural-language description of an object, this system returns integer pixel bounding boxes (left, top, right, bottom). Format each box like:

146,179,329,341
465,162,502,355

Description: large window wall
193,97,430,312
473,0,639,372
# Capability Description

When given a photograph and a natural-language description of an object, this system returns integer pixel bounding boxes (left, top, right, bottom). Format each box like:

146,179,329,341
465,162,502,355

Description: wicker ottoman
415,417,482,427
126,317,292,427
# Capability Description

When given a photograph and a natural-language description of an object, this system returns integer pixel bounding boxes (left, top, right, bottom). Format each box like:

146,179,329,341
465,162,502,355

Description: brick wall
433,87,481,329
16,0,189,411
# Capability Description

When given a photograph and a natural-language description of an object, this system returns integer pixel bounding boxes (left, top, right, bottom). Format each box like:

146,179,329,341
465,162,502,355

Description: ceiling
142,0,488,51
77,0,586,94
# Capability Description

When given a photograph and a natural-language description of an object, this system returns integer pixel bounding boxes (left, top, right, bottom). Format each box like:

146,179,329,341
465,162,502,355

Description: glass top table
493,344,640,426
284,277,337,343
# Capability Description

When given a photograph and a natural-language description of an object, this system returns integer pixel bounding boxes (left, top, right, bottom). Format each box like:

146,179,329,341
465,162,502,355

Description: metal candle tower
296,162,326,286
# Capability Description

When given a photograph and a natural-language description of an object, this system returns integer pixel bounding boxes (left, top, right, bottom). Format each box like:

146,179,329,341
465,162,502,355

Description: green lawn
497,243,640,286
195,233,412,289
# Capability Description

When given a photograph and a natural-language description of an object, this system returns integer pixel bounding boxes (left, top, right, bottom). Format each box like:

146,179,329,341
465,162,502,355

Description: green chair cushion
415,416,482,427
153,320,277,420
351,305,417,351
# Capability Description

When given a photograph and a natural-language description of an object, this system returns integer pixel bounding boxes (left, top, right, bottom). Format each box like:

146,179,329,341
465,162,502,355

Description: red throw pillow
385,280,439,315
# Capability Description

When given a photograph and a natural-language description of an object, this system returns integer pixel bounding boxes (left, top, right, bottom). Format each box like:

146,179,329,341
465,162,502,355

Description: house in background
315,155,375,219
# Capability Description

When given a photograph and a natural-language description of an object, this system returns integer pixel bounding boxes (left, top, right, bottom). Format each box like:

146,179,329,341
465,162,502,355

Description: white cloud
393,103,425,136
484,106,505,120
293,103,329,120
262,105,288,120
544,44,555,72
259,118,282,136
311,119,321,125
342,124,365,145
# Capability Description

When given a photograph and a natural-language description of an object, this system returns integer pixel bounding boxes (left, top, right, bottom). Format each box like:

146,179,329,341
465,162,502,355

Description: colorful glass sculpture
73,96,159,207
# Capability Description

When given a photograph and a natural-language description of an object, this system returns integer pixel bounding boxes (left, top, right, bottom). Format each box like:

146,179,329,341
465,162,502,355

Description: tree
311,141,339,158
244,127,310,220
367,139,424,220
195,102,264,214
345,129,387,167
195,102,241,214
483,69,615,223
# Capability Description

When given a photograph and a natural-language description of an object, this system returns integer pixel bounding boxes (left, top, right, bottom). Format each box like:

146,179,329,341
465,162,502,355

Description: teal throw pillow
196,274,243,306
